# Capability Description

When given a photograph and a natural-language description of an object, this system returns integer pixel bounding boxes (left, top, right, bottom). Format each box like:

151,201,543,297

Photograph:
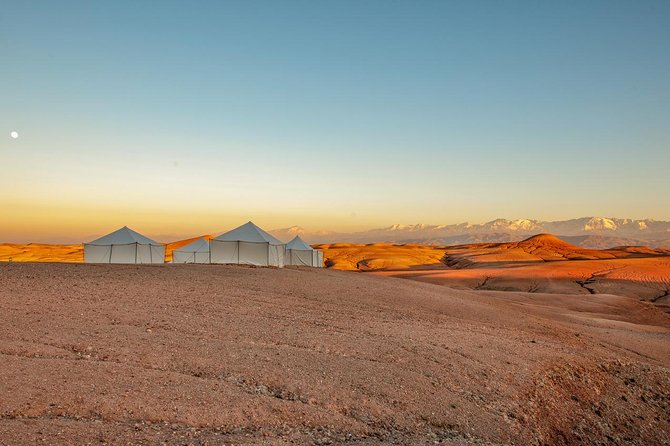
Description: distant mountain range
270,217,670,249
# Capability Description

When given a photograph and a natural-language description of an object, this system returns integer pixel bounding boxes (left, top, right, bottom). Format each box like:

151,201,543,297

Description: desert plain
1,235,670,444
317,234,670,310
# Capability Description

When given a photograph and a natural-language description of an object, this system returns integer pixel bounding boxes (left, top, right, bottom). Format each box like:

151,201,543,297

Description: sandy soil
1,263,669,445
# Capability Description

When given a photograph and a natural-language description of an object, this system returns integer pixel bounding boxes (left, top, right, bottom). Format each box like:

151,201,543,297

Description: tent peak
213,221,283,245
86,226,161,246
286,235,313,250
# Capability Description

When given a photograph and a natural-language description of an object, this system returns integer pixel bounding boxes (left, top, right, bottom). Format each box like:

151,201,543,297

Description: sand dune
314,243,447,271
0,243,83,263
318,235,670,309
1,263,669,444
443,234,670,267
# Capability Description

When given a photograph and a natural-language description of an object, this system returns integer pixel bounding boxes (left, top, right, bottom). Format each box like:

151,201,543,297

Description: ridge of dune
442,233,622,267
509,233,615,261
515,233,575,249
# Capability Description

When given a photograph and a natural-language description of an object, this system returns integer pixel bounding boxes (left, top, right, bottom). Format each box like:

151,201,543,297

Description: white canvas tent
172,238,210,264
285,235,323,267
84,226,165,264
210,221,285,267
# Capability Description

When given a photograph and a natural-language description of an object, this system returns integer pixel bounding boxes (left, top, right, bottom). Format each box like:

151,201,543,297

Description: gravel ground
1,263,669,445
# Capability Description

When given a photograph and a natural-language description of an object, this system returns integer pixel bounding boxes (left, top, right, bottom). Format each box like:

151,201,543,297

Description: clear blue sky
1,0,669,241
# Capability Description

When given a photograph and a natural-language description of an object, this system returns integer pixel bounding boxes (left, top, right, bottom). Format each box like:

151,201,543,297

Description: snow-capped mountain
269,225,337,242
272,217,670,248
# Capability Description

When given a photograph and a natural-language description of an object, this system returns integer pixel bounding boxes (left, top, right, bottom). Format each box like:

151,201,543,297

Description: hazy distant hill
271,217,670,248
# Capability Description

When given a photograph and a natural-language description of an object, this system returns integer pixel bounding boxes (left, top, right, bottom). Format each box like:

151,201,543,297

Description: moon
10,131,19,139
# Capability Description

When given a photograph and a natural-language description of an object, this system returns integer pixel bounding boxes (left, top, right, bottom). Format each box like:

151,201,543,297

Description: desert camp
83,226,165,264
84,222,326,268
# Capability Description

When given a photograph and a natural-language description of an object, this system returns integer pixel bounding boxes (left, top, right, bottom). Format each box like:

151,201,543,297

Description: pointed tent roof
286,235,314,251
174,238,209,253
213,221,284,245
86,226,162,246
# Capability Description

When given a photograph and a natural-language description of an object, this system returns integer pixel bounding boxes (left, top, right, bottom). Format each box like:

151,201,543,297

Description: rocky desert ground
1,261,669,445
2,235,670,444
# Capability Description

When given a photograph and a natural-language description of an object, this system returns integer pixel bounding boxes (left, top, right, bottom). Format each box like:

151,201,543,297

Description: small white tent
285,235,323,267
172,238,210,264
210,221,285,267
84,226,165,264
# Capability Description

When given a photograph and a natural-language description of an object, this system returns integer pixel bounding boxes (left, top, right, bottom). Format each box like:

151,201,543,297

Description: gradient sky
1,0,669,242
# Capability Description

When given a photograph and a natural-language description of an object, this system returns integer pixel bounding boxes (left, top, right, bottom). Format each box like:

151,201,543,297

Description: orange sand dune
314,242,447,271
318,235,670,308
443,234,670,268
0,244,83,263
316,234,649,273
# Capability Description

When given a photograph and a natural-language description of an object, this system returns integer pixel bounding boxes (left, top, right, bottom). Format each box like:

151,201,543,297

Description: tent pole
135,243,138,264
109,244,113,263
